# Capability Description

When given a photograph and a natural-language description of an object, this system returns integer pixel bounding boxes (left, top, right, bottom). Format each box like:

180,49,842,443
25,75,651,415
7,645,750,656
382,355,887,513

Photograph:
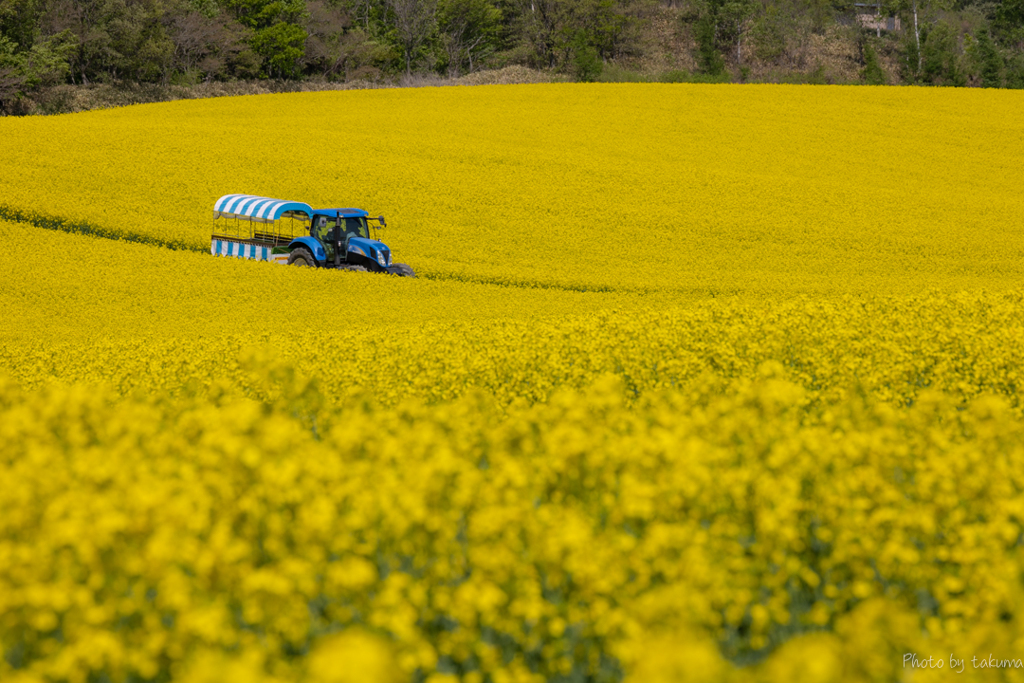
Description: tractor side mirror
378,216,386,227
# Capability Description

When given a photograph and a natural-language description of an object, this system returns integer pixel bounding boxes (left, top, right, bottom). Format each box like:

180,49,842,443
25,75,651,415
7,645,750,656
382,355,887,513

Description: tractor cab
310,209,392,272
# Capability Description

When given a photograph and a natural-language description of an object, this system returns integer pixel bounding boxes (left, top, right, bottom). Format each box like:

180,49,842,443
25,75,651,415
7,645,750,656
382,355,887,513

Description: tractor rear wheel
388,263,416,278
287,248,315,267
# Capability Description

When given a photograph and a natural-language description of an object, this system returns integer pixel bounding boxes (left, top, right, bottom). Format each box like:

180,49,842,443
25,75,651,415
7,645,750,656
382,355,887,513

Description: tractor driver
312,216,337,260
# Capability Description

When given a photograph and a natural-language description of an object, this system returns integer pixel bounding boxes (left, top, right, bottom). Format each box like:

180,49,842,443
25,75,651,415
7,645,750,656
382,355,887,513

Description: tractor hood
347,236,391,264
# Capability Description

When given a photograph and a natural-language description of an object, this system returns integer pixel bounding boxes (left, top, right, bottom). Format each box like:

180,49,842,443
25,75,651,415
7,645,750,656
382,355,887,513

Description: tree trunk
913,0,921,73
466,35,482,73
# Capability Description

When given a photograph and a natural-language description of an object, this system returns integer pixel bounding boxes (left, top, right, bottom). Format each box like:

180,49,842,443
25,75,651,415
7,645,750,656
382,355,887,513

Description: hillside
2,84,1023,296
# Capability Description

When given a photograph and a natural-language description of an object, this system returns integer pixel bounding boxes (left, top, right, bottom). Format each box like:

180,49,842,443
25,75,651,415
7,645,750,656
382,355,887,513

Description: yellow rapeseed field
1,84,1023,295
2,83,1024,683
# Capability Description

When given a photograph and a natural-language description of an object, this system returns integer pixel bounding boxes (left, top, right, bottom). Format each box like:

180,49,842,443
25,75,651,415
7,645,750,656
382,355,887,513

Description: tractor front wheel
388,263,416,278
287,248,315,267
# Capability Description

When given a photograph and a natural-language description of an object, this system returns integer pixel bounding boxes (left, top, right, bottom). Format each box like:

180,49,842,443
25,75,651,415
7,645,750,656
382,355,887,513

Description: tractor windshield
343,217,369,240
312,215,370,241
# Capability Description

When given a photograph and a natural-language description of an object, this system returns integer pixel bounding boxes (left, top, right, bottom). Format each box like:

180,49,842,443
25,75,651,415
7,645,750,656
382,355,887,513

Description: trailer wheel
287,248,315,267
388,263,416,278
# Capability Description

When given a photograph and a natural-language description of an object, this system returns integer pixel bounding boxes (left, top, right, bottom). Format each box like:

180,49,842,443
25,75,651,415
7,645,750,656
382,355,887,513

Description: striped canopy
214,194,313,222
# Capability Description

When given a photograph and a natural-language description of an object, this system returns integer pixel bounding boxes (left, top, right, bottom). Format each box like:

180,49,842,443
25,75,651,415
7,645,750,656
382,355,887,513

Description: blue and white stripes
211,239,271,261
213,194,313,222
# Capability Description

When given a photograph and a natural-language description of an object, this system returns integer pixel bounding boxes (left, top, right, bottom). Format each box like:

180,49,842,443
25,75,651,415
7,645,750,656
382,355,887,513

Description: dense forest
1,0,1023,112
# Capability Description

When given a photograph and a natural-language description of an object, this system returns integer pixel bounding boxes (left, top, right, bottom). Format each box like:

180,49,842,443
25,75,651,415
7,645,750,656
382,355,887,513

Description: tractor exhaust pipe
334,211,342,268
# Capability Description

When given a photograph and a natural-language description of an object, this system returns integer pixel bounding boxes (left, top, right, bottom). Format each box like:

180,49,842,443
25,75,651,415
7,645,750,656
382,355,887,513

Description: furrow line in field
0,205,204,253
0,206,637,294
415,269,633,294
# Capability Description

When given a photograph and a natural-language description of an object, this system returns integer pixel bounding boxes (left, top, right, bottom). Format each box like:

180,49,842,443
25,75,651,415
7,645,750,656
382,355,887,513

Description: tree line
0,0,642,89
687,0,1024,87
1,0,1023,110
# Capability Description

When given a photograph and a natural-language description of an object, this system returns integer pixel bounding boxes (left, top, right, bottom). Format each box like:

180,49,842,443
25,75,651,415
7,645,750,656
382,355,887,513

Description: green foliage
811,62,830,83
383,0,439,76
0,0,37,54
751,4,788,62
513,0,630,74
899,28,921,82
223,0,305,29
0,34,23,104
220,0,309,77
302,2,381,81
0,27,74,105
3,0,1024,106
691,0,754,75
187,0,222,18
802,0,833,34
694,11,725,74
252,21,306,77
861,40,886,84
975,28,1003,87
920,21,966,87
993,0,1024,43
571,31,602,81
1007,52,1024,88
436,0,500,75
660,68,692,82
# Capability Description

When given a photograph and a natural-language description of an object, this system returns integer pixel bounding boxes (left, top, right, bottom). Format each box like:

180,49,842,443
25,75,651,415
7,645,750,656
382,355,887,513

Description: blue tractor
210,194,415,277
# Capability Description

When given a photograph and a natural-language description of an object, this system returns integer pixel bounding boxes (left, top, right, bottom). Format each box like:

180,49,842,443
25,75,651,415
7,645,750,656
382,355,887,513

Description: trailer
210,194,415,276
